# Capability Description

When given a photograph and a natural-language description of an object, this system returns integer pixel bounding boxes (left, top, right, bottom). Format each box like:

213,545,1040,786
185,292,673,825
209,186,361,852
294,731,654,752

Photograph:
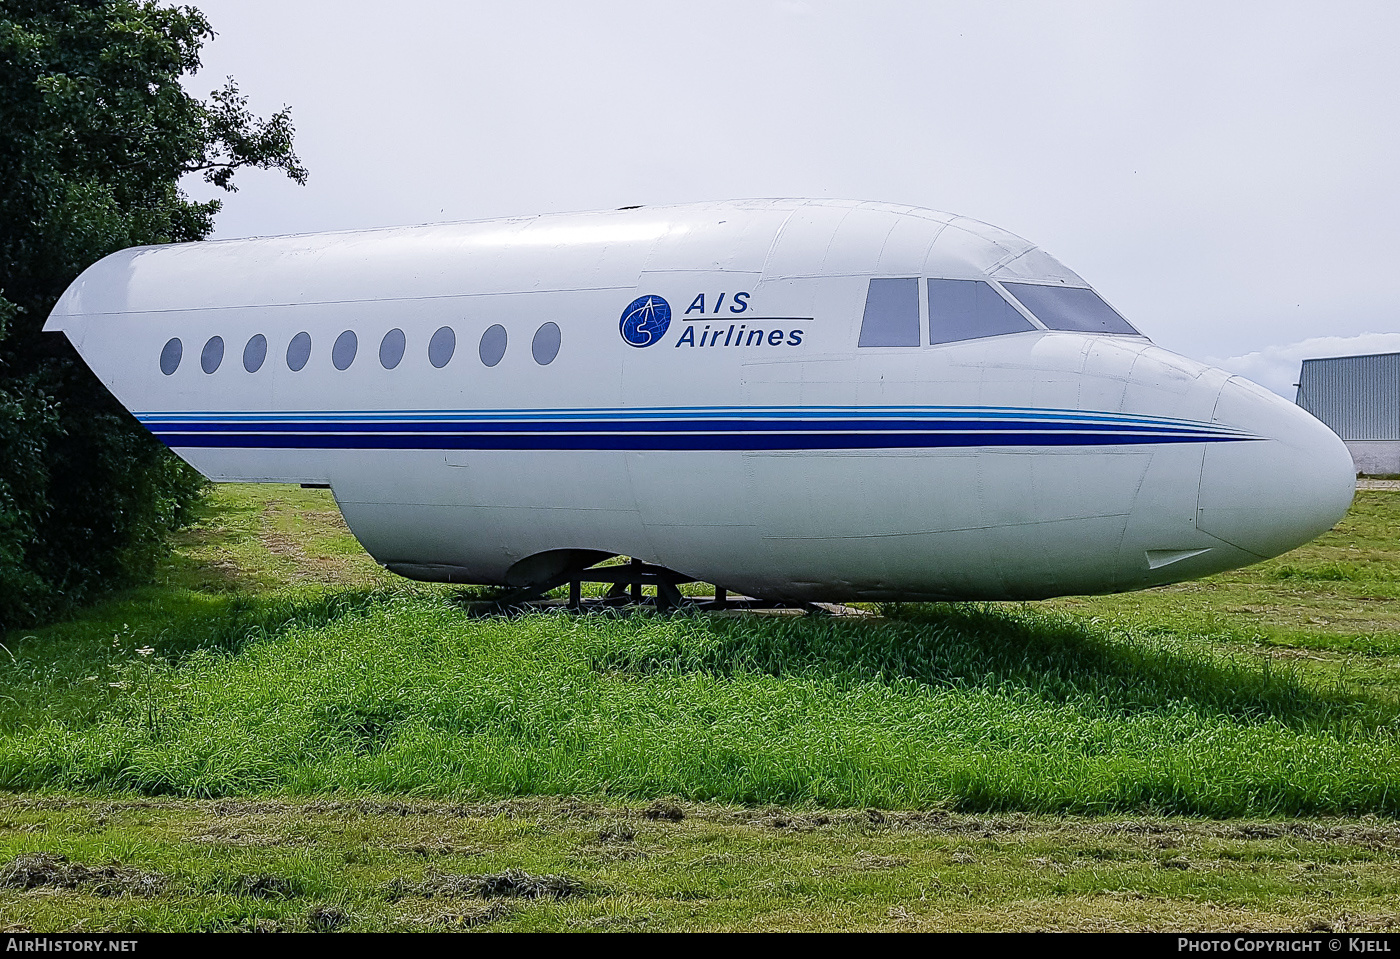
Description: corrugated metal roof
1296,352,1400,440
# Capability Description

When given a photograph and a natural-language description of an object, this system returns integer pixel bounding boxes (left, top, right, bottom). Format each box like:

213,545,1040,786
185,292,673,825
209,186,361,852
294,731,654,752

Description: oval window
332,330,358,370
380,328,406,369
243,334,267,373
159,337,182,375
287,331,312,372
479,324,507,367
532,322,561,365
201,335,224,374
428,326,456,368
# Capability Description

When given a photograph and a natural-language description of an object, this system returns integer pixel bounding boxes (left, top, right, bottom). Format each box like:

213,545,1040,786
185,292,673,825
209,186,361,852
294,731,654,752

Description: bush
0,1,305,630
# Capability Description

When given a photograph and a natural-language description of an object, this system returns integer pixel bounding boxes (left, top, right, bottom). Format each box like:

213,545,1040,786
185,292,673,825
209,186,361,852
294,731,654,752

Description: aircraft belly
740,447,1149,600
333,450,649,582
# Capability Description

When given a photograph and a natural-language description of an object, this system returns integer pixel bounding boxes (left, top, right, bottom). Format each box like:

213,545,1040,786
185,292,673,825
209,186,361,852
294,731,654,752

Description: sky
177,0,1400,397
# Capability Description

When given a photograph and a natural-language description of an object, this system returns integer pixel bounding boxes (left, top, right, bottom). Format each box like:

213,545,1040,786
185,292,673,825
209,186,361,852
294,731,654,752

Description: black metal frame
477,557,824,615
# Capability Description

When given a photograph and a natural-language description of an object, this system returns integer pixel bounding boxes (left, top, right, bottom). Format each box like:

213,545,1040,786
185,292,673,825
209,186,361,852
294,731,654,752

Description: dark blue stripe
151,431,1253,451
139,417,1245,438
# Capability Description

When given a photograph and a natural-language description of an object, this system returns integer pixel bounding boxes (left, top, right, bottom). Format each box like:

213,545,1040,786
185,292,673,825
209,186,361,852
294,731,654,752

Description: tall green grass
0,586,428,732
2,596,1396,816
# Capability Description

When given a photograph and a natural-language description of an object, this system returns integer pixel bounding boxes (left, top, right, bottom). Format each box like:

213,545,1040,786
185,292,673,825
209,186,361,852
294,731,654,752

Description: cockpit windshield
1001,282,1140,335
927,279,1035,344
857,277,1143,348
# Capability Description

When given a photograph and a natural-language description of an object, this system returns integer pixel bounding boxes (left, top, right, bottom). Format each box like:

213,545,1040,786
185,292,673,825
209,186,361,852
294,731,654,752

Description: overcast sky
178,0,1400,396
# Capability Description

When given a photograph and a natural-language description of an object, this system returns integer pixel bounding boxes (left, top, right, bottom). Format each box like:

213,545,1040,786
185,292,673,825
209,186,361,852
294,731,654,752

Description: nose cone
1195,376,1355,559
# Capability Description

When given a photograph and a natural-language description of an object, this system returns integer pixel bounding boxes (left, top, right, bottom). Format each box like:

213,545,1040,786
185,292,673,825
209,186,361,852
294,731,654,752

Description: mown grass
3,797,1399,932
1,486,1398,817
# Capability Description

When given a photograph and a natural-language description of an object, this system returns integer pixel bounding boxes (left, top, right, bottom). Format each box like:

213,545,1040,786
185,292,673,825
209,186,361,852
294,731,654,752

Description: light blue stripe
131,405,1252,436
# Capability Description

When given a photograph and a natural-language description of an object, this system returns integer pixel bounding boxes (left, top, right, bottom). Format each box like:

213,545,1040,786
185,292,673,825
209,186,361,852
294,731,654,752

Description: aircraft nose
1195,375,1355,559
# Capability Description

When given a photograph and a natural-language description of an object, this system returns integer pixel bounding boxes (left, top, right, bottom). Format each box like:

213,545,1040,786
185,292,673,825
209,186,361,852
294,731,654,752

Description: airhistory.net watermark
5,940,136,953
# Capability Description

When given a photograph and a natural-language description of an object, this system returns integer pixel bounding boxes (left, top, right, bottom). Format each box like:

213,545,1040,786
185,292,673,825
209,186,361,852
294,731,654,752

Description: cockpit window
858,278,920,347
1001,282,1140,335
927,279,1035,345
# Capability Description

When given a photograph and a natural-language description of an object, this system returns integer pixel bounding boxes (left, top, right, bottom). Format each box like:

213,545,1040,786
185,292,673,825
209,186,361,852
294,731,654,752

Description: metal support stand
471,556,835,618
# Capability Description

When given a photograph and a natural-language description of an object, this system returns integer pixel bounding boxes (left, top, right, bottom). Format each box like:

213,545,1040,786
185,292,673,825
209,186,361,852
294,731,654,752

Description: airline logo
619,295,671,347
620,292,807,350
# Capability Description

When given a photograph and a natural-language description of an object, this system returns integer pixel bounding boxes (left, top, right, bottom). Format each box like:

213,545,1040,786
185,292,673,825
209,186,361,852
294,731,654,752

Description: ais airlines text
619,293,805,351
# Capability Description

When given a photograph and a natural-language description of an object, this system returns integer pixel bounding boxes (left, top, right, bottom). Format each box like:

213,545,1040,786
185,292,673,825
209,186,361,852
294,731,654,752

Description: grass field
1,484,1398,931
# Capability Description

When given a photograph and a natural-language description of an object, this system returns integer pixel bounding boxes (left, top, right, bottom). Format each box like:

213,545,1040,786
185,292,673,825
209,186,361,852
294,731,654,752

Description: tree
0,0,307,629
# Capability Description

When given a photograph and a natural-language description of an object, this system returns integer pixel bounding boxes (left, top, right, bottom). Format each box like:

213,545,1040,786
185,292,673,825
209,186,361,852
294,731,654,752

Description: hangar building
1295,352,1400,475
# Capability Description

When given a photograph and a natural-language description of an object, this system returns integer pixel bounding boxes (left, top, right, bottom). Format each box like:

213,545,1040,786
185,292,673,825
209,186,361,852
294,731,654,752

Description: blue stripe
145,431,1246,451
132,404,1252,431
138,418,1235,436
133,405,1258,451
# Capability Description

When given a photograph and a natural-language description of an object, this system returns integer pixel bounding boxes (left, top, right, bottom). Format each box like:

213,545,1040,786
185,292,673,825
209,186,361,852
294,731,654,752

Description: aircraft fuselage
45,199,1355,601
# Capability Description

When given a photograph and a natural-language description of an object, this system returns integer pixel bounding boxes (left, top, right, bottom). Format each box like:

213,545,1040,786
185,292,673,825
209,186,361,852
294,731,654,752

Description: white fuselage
45,199,1356,601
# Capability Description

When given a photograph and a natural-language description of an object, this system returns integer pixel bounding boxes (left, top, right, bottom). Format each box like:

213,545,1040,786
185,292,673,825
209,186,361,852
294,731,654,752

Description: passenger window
201,335,224,374
287,332,311,371
858,278,920,347
332,330,358,370
243,334,267,373
927,279,1035,345
1002,282,1139,335
532,322,561,365
479,324,507,367
428,326,456,368
159,337,182,375
380,328,405,369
